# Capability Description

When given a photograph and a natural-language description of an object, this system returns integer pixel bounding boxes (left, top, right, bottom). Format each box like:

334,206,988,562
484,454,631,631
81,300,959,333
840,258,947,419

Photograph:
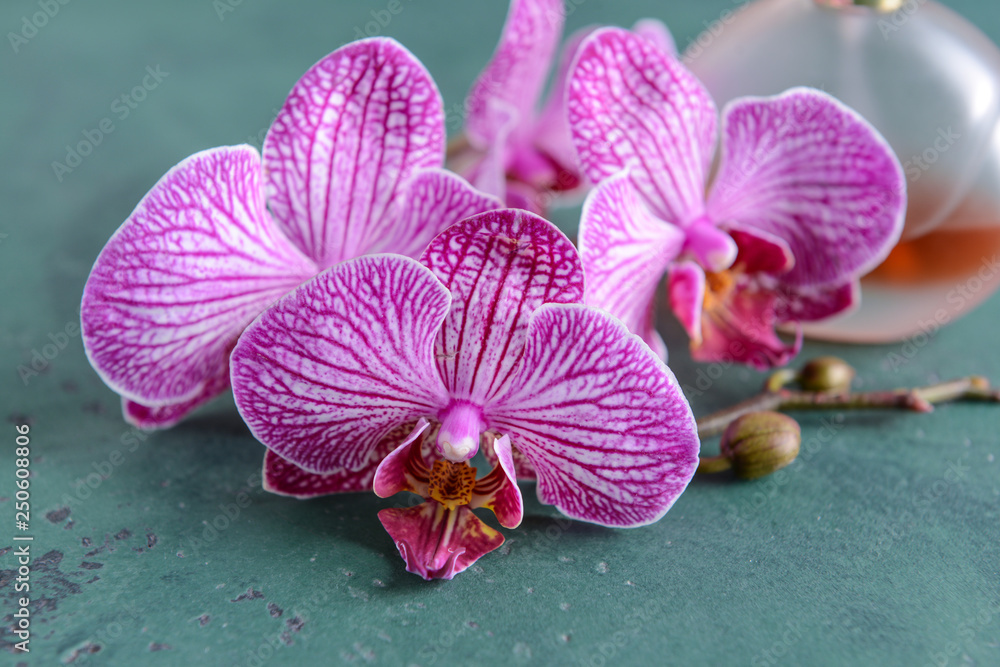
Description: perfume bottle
687,0,1000,342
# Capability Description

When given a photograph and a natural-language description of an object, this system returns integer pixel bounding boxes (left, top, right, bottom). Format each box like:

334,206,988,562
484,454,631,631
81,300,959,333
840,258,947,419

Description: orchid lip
436,401,485,462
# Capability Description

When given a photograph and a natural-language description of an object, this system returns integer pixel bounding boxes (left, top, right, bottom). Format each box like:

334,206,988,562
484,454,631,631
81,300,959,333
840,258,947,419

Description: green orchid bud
798,356,855,393
719,411,801,480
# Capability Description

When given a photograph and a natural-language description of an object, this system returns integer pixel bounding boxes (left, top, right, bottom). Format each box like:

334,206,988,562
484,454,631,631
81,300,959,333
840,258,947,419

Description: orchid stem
696,375,1000,439
696,455,733,474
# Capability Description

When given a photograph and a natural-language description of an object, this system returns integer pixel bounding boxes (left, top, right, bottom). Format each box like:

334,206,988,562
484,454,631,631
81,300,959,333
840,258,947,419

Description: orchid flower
448,0,680,216
445,0,567,213
81,38,499,429
230,209,700,579
567,28,907,368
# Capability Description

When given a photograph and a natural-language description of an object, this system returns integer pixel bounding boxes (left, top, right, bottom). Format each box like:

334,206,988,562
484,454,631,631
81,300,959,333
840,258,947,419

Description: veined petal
231,255,450,474
578,173,685,359
420,209,585,404
378,503,505,580
668,261,706,344
632,18,678,56
532,26,595,185
471,435,523,529
464,105,518,201
122,363,231,429
465,0,565,150
265,420,432,499
489,304,700,527
373,419,435,499
707,88,906,286
81,145,316,408
568,27,717,222
263,38,445,267
774,280,858,323
482,435,538,480
368,168,502,258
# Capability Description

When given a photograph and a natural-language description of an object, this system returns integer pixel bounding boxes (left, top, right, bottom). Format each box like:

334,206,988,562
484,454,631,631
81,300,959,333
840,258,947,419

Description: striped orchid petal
265,420,431,498
774,281,858,323
263,38,445,268
470,435,523,529
489,304,700,527
81,146,317,411
464,0,564,151
531,26,596,190
122,365,231,429
378,503,504,581
568,27,717,224
579,173,685,360
420,209,584,404
707,88,906,287
372,419,435,499
668,261,706,344
632,18,678,57
368,168,502,258
230,255,450,474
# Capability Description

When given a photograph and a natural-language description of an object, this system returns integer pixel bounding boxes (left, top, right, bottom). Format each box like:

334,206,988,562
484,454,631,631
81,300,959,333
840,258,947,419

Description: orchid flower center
681,216,738,273
428,460,477,510
436,401,485,462
703,269,736,313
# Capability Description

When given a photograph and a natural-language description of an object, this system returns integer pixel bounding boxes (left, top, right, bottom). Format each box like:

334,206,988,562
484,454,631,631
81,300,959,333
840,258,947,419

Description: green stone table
1,1,998,664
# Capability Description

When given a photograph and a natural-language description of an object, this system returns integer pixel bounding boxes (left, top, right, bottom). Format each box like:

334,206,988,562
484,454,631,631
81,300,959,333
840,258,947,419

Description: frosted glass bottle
686,0,1000,342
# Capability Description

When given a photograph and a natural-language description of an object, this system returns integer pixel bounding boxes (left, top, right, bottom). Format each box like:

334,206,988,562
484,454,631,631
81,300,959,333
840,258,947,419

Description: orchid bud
720,412,801,480
798,357,855,393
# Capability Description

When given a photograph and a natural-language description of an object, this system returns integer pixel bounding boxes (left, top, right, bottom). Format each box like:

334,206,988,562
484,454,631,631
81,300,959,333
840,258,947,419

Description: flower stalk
695,357,1000,476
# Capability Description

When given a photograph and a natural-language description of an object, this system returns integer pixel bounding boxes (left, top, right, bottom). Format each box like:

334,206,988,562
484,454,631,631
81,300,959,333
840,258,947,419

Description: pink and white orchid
568,28,907,368
230,209,700,579
448,0,583,214
81,38,499,429
448,0,680,217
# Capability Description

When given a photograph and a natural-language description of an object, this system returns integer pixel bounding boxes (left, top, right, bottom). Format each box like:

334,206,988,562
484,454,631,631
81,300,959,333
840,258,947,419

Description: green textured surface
2,1,999,665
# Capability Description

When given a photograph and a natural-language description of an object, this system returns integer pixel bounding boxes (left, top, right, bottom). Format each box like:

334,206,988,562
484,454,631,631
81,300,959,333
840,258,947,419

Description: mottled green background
1,1,999,665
